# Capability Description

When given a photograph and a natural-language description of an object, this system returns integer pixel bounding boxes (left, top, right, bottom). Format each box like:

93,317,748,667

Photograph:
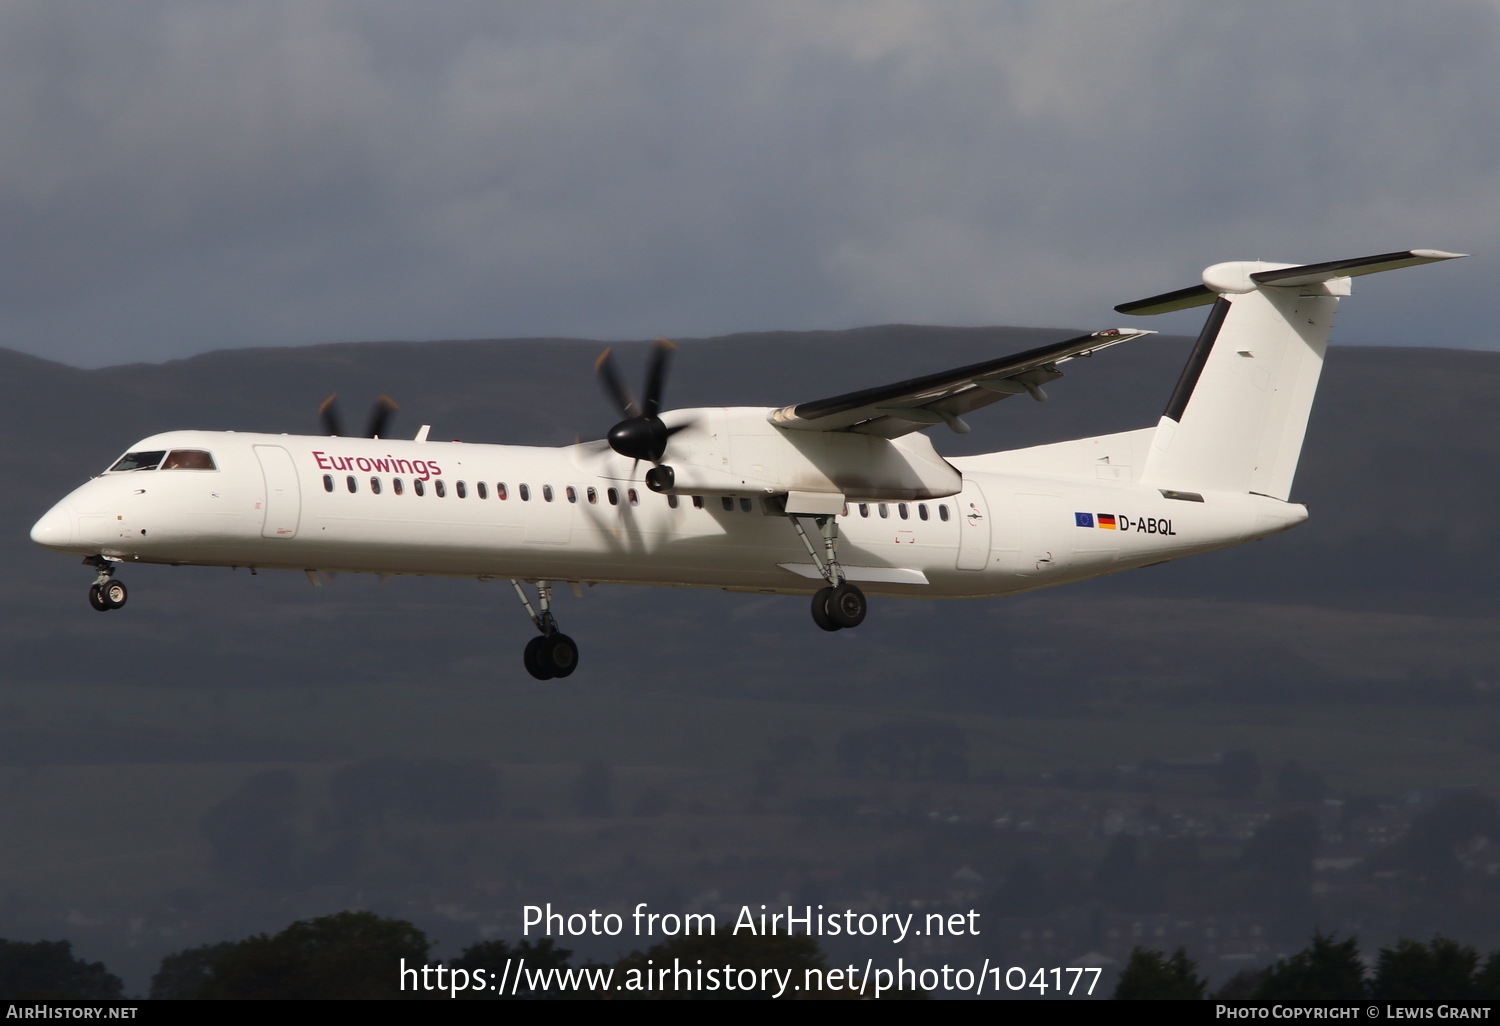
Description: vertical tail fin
1118,250,1466,500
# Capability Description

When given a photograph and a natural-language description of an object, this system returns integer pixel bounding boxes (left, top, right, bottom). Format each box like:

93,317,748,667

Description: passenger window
477,482,487,499
393,478,404,495
161,449,216,470
497,483,508,500
692,496,704,509
323,474,334,492
918,503,928,521
109,450,166,472
859,503,869,518
566,486,577,503
542,484,554,502
938,504,949,522
347,476,358,493
739,498,752,513
607,487,619,506
878,503,888,519
519,484,530,501
628,489,640,506
435,479,446,497
371,477,382,495
414,479,426,496
721,496,734,511
457,481,467,498
667,494,679,509
898,503,908,520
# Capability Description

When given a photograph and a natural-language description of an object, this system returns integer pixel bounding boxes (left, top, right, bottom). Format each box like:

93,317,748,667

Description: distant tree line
0,910,867,999
8,916,1500,1000
0,939,122,999
146,910,857,1000
1116,932,1500,1000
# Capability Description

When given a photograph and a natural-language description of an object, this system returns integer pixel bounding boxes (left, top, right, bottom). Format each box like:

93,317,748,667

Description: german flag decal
1097,514,1117,529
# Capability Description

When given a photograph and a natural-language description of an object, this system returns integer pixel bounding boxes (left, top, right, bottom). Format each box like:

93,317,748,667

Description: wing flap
778,563,930,585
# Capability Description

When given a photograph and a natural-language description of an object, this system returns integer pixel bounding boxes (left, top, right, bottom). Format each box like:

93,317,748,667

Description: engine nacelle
585,408,963,501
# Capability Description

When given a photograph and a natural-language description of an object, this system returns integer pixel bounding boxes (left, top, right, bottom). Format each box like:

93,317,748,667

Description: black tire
523,635,553,680
810,587,841,632
539,633,579,678
101,579,128,610
88,584,110,612
828,582,866,628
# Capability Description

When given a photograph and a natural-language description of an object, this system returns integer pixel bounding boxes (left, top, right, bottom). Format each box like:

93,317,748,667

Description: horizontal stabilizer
1117,249,1466,316
1248,249,1467,287
1114,284,1217,317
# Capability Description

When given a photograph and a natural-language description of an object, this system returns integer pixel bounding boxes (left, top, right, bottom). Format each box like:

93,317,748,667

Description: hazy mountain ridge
2,328,1497,702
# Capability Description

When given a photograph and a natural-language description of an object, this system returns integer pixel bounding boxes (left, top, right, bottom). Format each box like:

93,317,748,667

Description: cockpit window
161,449,216,470
109,450,166,472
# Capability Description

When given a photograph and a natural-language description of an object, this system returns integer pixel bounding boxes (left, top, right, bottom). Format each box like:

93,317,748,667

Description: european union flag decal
1075,512,1094,528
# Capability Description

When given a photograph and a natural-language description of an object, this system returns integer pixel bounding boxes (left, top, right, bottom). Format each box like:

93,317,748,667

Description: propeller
319,394,399,438
596,339,687,482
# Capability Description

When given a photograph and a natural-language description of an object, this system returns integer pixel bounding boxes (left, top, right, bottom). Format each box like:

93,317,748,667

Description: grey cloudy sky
1,1,1495,367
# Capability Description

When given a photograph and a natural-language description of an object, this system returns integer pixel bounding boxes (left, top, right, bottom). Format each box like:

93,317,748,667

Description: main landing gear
811,582,866,631
510,580,579,680
788,513,867,632
84,557,127,612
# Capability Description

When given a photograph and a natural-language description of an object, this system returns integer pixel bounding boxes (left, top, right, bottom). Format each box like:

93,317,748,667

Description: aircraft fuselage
30,419,1305,599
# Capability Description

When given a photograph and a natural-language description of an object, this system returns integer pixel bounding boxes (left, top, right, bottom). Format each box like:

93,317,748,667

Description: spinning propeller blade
642,338,674,417
319,394,343,437
597,338,681,464
595,349,640,419
364,395,399,439
317,393,398,438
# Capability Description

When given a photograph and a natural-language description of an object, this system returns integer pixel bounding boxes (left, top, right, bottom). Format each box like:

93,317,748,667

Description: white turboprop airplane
30,249,1464,679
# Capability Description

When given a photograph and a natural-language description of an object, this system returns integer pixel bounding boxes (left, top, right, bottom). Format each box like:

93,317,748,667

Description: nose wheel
511,580,579,680
85,559,127,612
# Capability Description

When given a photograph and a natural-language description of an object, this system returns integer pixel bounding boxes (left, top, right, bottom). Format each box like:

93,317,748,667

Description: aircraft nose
30,503,75,550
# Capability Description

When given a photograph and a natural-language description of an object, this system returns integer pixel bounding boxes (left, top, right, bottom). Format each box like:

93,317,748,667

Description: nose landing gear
511,580,579,680
84,557,127,612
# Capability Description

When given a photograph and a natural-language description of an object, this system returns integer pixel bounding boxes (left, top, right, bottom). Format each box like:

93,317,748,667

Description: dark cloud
0,1,1493,366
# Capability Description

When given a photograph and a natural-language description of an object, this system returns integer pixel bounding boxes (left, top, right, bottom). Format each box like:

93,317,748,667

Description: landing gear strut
789,513,866,632
84,557,127,612
510,579,579,680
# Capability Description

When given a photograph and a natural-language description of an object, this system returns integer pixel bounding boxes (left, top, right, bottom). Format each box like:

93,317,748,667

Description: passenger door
254,445,301,539
955,479,991,571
